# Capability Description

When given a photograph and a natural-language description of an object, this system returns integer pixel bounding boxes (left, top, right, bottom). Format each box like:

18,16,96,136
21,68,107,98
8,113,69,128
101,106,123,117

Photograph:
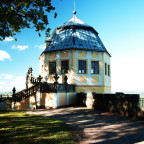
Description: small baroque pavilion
13,11,111,110
40,12,111,93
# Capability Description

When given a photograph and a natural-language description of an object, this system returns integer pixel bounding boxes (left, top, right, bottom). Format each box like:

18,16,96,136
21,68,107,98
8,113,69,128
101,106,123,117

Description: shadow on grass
0,110,76,144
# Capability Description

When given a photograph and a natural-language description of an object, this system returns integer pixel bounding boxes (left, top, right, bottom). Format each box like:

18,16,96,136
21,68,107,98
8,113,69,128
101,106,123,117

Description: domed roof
43,14,110,56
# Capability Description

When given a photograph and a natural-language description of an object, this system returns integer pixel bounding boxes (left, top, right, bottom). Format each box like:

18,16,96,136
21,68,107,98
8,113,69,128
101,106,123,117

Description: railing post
64,75,68,93
54,73,59,92
64,75,68,84
37,75,42,83
54,73,59,84
12,87,16,103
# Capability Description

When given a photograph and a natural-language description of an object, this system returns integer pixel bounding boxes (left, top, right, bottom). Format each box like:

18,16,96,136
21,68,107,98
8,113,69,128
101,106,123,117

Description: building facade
40,13,111,94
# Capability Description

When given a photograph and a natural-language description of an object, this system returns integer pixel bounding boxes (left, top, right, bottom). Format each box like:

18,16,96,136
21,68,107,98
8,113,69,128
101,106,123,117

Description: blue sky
0,0,144,94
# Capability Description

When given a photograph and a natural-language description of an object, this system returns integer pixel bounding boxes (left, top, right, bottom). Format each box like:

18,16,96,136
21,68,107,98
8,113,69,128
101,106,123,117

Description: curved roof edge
41,48,111,57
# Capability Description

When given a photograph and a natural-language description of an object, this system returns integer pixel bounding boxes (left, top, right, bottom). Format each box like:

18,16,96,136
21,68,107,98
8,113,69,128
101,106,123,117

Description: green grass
0,110,77,144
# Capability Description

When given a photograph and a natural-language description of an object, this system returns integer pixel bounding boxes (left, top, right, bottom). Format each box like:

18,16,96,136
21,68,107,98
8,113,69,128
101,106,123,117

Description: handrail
12,83,57,102
13,72,75,103
30,76,42,84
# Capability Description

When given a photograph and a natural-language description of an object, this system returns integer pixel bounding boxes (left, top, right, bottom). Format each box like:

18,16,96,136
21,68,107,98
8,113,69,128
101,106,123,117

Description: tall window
49,61,56,74
108,64,110,76
91,61,99,74
105,63,107,75
78,60,86,74
61,60,69,74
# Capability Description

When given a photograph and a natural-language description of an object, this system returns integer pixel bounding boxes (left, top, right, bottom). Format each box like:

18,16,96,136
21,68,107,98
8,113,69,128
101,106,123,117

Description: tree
0,0,57,41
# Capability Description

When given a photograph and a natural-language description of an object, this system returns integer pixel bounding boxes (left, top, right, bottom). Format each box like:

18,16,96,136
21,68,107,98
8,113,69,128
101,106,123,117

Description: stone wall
77,92,143,118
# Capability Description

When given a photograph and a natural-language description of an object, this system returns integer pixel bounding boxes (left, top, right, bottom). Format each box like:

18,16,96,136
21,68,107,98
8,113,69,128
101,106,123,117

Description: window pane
49,61,56,74
61,60,69,74
78,60,86,73
91,61,99,74
108,65,110,76
105,63,107,75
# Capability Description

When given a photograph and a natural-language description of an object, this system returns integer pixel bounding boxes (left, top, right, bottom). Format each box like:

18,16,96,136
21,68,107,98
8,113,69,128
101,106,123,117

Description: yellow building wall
14,94,36,110
61,52,68,58
29,96,36,110
91,76,100,83
78,51,87,57
59,93,67,106
49,53,56,59
76,85,111,94
104,86,111,94
40,93,46,107
69,93,75,105
78,76,87,83
41,93,57,109
41,92,75,108
102,53,105,85
70,50,76,84
71,50,76,73
15,98,29,110
91,52,99,58
45,93,57,108
104,52,111,89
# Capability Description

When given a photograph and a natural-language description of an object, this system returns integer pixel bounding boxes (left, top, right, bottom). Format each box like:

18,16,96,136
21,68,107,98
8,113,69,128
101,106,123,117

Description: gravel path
27,107,144,144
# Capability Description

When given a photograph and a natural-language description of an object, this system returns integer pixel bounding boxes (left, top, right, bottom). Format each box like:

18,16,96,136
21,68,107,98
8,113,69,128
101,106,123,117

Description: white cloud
4,37,13,42
0,81,6,86
14,76,25,81
11,76,25,86
35,44,45,50
0,50,12,61
0,75,25,93
2,74,13,79
111,57,144,93
12,45,28,51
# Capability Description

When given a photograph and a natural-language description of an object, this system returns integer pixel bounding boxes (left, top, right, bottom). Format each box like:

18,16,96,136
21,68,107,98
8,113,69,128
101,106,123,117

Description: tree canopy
0,0,57,41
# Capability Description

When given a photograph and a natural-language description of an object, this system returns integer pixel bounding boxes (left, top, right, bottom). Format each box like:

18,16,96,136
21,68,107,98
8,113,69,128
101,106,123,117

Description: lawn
0,110,77,144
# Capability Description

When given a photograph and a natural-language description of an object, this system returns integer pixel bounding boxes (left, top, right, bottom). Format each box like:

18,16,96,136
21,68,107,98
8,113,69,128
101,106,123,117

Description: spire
73,0,76,22
73,0,76,15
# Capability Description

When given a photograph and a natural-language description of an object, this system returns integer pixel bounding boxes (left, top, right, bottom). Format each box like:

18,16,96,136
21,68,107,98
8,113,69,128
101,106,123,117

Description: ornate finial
73,10,76,15
37,75,42,82
64,75,68,84
54,73,59,84
28,67,33,75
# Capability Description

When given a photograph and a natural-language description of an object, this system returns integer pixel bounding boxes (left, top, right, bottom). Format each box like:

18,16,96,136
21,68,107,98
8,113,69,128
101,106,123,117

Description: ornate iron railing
12,83,75,103
30,75,43,84
12,72,75,103
12,83,57,102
